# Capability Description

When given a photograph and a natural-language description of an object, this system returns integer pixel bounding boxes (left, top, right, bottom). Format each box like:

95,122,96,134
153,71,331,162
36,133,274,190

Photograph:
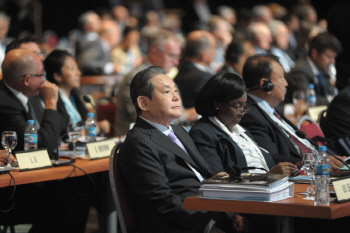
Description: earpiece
247,80,274,92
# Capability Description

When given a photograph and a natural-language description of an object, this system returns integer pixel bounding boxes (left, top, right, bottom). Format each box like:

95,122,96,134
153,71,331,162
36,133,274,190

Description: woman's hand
269,162,298,176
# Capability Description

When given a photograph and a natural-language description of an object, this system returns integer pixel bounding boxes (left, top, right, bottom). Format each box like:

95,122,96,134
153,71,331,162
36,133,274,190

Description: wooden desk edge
184,192,350,220
0,158,109,188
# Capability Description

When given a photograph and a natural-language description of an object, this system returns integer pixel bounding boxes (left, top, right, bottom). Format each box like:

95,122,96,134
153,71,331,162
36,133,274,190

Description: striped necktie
273,110,312,155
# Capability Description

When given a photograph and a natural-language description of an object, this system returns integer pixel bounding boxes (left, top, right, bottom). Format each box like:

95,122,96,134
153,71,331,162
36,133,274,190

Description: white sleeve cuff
104,62,114,74
204,219,216,233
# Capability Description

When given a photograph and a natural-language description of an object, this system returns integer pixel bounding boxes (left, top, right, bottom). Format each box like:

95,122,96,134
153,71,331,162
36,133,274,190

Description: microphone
82,95,121,144
295,130,350,170
295,130,319,149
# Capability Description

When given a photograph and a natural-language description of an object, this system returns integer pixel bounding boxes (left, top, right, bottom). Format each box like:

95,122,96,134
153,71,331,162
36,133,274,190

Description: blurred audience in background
268,20,295,73
287,32,342,106
111,26,142,76
0,12,11,74
208,15,232,71
75,11,101,59
219,39,255,76
174,30,216,109
248,22,272,54
77,20,120,75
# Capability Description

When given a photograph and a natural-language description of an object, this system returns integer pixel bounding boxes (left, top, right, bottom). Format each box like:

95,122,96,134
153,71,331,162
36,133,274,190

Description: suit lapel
248,97,301,156
171,125,211,175
137,118,197,166
1,81,29,119
29,96,44,124
204,118,248,168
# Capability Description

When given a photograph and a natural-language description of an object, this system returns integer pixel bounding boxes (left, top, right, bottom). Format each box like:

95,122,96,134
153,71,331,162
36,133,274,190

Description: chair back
298,115,325,145
97,97,116,138
318,109,327,134
109,144,137,233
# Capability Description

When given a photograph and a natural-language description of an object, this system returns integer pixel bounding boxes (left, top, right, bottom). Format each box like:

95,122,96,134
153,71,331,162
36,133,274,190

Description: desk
184,184,350,233
0,158,117,233
0,158,109,188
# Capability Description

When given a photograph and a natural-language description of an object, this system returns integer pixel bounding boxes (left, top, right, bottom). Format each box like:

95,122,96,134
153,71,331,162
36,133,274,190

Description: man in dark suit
239,54,344,170
0,49,88,233
323,86,350,139
0,49,66,154
174,30,216,109
118,66,247,233
219,40,255,76
286,32,342,106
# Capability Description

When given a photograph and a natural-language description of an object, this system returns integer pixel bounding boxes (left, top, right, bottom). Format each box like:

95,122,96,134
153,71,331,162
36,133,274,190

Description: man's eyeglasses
21,71,47,83
225,102,250,114
21,71,46,78
33,51,46,58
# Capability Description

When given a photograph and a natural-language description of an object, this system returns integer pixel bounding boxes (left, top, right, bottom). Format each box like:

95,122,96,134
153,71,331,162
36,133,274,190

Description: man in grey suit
115,30,198,135
75,11,101,59
77,20,120,75
118,66,247,233
287,32,342,105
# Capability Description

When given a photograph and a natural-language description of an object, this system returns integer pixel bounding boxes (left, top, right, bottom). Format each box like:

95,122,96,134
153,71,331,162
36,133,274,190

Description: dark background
0,0,345,38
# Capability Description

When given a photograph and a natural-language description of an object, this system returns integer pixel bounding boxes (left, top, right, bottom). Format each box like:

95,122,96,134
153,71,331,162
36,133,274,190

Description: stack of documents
200,172,294,202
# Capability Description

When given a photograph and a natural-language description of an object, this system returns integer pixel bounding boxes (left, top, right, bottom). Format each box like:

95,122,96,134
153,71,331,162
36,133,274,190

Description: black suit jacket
189,117,275,174
323,87,350,139
239,96,302,164
0,80,67,156
118,117,234,233
174,62,212,109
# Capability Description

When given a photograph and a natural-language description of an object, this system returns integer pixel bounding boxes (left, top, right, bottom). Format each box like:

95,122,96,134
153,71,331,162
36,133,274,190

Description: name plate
16,149,52,171
332,176,350,203
86,139,115,159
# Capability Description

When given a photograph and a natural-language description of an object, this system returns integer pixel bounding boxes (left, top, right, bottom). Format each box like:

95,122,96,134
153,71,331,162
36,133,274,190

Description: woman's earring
216,107,219,110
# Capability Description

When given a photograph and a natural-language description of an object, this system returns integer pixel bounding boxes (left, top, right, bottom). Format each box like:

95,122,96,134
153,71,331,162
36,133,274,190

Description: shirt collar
192,62,209,72
248,93,274,115
307,56,321,76
209,116,245,135
4,81,29,111
140,116,172,136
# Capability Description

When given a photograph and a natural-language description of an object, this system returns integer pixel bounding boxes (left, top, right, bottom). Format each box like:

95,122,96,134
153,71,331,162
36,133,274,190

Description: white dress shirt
209,116,269,173
248,93,314,153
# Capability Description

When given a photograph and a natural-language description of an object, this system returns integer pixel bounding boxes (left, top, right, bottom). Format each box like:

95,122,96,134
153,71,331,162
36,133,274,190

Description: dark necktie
27,101,40,129
316,73,325,96
273,110,312,155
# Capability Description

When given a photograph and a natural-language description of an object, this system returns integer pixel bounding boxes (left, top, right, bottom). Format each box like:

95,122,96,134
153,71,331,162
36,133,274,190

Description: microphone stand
295,130,350,170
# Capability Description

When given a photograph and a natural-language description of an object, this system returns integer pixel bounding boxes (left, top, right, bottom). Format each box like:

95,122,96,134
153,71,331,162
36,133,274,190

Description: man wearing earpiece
239,54,344,171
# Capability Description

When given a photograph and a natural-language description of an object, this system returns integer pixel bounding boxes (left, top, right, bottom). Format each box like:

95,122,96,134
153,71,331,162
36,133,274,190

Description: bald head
2,49,41,85
184,30,216,65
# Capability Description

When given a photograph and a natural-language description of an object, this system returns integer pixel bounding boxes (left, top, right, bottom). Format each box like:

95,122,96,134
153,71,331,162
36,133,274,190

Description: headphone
247,80,274,92
225,165,268,181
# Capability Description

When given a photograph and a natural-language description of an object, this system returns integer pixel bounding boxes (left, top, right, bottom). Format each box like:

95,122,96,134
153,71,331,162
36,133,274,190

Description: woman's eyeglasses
225,102,250,114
